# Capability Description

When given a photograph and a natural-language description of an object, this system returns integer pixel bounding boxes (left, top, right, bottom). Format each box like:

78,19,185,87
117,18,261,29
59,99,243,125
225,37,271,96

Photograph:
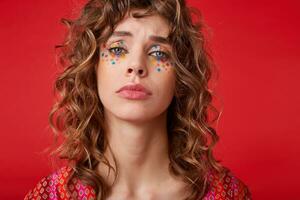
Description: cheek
148,57,174,73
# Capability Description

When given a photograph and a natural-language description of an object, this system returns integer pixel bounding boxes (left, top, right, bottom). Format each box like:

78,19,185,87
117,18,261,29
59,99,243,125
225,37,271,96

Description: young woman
25,0,251,199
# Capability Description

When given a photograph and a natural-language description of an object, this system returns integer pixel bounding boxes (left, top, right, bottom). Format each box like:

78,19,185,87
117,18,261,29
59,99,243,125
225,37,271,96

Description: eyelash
108,47,170,60
108,47,127,56
150,51,170,60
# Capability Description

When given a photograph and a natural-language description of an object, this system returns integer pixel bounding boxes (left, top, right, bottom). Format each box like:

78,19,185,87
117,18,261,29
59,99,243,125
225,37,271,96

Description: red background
0,0,299,199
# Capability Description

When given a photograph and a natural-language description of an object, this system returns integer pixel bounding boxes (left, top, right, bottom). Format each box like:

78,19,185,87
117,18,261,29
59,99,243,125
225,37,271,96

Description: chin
115,107,155,122
109,104,166,123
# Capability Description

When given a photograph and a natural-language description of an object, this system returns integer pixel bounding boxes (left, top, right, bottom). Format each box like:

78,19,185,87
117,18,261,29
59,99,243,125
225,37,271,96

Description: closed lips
116,84,152,95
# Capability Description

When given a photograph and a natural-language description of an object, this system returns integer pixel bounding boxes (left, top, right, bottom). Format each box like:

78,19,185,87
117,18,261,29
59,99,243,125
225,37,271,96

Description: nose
125,52,148,78
126,66,147,77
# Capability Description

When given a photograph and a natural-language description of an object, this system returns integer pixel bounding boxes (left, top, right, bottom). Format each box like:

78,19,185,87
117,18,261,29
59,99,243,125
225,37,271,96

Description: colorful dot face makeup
148,45,173,73
100,41,126,66
100,42,173,73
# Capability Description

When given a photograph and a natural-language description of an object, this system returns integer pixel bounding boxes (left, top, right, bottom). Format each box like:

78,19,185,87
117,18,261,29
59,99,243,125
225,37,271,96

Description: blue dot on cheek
156,67,161,72
111,61,116,65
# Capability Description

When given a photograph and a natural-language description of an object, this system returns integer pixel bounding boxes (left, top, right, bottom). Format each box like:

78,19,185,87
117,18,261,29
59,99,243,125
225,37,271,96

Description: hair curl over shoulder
49,0,226,199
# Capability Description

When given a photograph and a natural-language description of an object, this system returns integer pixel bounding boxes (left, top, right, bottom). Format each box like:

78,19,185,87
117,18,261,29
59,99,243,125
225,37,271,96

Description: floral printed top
24,166,251,200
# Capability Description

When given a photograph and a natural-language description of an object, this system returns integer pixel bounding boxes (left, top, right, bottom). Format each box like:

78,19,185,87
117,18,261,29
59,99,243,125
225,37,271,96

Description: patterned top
24,166,251,200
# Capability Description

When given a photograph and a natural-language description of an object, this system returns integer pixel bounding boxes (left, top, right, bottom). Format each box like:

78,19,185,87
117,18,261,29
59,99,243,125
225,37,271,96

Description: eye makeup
148,45,173,73
100,43,174,73
100,41,126,65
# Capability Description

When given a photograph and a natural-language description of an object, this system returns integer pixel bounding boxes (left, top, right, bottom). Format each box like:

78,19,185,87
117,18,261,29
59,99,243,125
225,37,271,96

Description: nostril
138,69,143,74
128,68,133,73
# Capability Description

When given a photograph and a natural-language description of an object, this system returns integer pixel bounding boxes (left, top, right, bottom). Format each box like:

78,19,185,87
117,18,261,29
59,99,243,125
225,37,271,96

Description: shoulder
203,168,252,200
24,166,95,200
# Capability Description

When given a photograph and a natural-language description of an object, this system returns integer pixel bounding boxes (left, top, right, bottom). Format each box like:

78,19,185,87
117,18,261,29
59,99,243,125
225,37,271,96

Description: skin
96,11,189,200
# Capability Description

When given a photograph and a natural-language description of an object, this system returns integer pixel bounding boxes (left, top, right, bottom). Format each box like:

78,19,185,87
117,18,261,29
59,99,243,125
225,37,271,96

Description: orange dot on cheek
118,54,126,60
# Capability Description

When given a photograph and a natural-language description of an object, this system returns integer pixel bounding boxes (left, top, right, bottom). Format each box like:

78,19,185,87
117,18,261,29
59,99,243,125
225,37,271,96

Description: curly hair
49,0,226,199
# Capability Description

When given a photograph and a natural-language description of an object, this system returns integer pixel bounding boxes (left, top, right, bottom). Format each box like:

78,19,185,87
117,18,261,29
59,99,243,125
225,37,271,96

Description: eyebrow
111,31,170,45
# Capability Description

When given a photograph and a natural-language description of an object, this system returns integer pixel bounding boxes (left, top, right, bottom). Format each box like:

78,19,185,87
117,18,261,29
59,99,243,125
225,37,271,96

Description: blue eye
108,47,127,56
150,51,169,60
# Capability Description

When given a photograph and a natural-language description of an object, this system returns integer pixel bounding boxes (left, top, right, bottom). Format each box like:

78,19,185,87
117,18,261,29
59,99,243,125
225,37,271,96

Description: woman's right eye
108,47,127,56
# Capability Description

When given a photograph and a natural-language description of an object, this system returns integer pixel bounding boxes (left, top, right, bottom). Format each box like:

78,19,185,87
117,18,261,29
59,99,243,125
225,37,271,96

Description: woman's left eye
150,51,169,60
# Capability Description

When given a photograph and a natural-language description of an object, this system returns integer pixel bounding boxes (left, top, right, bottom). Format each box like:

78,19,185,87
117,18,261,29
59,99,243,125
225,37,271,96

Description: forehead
113,12,171,38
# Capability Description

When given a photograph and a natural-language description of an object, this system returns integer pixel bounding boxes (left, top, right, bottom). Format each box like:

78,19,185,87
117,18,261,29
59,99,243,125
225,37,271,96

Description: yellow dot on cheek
149,58,156,66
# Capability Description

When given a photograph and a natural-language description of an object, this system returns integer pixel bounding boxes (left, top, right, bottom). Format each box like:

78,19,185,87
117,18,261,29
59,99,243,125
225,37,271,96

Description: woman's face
96,12,175,123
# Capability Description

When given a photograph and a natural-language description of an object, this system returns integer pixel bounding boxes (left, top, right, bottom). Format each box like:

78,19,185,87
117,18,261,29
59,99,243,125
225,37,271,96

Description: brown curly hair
49,0,226,199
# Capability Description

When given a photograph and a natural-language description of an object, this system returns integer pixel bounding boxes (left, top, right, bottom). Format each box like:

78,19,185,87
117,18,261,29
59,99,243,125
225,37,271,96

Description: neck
97,110,171,193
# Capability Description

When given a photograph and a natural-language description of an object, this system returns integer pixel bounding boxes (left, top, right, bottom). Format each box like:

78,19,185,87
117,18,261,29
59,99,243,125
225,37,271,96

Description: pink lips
116,84,152,100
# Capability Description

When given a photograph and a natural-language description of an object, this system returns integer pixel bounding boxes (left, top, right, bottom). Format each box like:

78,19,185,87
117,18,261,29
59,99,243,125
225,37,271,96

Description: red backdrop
0,0,299,199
